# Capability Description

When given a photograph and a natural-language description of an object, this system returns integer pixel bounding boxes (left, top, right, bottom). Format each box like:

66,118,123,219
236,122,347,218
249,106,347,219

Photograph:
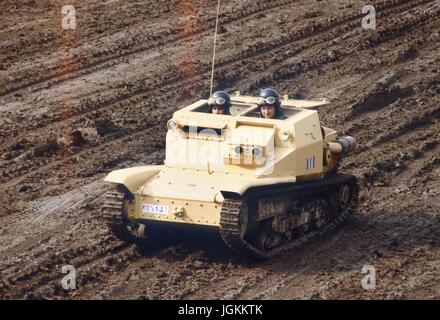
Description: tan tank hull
106,166,299,227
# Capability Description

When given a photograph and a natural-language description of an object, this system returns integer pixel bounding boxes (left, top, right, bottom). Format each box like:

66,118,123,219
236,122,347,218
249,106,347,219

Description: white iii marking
306,156,316,170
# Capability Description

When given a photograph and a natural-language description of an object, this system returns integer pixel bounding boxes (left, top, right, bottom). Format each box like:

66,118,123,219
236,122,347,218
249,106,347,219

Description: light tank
102,92,358,260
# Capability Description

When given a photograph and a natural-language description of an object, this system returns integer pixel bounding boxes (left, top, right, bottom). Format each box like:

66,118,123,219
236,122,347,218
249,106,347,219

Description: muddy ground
0,0,439,300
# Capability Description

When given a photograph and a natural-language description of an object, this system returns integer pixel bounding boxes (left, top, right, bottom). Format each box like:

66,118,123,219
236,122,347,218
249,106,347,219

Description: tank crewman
257,88,287,120
208,91,231,115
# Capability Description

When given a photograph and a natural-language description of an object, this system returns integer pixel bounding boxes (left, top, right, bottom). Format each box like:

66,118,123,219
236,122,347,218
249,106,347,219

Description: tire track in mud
0,0,185,65
2,0,428,141
361,134,438,186
244,2,440,92
27,180,107,225
0,0,302,97
0,0,423,103
0,179,140,298
1,214,222,299
113,0,438,103
336,70,440,167
343,99,439,179
369,103,439,147
245,228,362,299
340,106,438,213
209,0,433,91
0,117,166,189
342,71,440,141
72,232,236,299
185,226,354,299
0,180,115,276
0,239,136,299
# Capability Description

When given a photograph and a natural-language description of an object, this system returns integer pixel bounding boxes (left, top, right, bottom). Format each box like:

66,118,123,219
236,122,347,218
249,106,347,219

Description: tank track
220,175,359,260
102,188,135,242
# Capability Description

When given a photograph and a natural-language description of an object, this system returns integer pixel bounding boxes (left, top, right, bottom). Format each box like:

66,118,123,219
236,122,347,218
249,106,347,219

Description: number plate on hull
142,204,169,215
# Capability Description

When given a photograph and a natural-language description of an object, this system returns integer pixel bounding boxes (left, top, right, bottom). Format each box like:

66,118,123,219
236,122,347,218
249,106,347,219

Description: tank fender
104,165,163,194
220,177,296,199
220,182,260,199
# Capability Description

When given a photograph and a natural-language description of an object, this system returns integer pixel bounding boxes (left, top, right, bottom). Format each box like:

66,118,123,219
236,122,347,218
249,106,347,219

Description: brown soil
0,0,439,299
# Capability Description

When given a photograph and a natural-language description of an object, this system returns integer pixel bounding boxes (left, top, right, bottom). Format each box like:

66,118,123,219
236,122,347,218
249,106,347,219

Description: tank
102,92,359,260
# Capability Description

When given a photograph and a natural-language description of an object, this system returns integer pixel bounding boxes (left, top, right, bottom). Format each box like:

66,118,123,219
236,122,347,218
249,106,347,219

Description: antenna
210,0,221,96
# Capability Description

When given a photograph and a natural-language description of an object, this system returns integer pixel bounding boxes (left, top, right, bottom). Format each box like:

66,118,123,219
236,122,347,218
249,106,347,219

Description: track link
220,199,267,260
102,188,135,242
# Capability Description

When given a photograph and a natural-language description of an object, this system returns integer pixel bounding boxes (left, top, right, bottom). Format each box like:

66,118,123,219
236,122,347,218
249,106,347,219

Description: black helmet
257,88,284,118
208,91,231,115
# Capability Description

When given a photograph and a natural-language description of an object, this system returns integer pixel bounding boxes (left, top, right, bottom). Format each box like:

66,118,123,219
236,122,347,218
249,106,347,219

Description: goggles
208,97,227,106
258,96,278,105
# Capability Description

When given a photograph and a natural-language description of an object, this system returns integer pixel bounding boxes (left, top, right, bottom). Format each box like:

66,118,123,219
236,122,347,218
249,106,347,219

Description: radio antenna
210,0,221,96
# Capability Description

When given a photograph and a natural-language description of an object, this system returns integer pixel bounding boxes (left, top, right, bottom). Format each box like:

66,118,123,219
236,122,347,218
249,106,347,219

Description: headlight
280,130,291,141
167,120,179,131
234,145,243,154
252,147,262,156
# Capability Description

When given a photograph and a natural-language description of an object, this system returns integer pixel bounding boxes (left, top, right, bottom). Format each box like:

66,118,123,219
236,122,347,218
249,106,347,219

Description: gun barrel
328,136,357,155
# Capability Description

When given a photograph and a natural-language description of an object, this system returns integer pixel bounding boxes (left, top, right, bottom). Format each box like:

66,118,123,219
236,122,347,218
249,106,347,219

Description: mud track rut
0,0,439,299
